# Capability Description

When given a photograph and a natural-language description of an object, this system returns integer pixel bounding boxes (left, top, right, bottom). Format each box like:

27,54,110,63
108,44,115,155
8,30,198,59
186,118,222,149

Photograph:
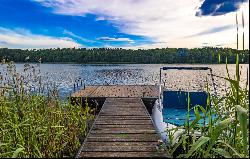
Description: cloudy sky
0,0,249,49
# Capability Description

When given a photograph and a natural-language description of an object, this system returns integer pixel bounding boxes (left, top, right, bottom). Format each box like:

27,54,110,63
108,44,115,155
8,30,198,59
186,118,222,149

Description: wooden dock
70,85,159,114
76,97,169,158
71,85,159,98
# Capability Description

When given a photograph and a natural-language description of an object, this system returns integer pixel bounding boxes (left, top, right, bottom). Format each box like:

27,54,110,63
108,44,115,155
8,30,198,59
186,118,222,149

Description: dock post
142,92,146,97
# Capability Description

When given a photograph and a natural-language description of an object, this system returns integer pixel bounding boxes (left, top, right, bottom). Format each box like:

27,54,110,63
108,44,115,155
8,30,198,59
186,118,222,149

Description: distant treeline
0,47,249,64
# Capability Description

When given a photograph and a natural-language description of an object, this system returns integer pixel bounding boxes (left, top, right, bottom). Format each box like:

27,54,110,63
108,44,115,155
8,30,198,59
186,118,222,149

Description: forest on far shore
0,47,249,64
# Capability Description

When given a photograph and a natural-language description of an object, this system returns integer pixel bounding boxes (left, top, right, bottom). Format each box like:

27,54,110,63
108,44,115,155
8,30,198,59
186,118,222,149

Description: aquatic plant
168,57,249,158
0,61,94,158
166,10,249,158
167,14,248,157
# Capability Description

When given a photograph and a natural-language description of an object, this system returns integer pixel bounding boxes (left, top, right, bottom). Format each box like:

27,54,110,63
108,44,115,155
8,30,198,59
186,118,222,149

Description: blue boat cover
163,91,208,108
162,91,213,126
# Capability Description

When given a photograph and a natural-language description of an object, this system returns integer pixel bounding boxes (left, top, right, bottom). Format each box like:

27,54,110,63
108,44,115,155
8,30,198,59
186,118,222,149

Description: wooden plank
71,86,98,97
97,116,151,120
94,120,153,125
73,85,159,98
76,97,169,158
101,108,146,111
103,103,143,105
90,128,156,134
101,106,145,109
89,86,105,97
95,118,151,122
87,133,160,142
98,114,150,118
82,145,156,152
83,141,158,147
99,112,148,116
103,103,144,106
92,126,155,131
100,111,147,114
99,114,149,117
93,124,154,129
79,151,169,158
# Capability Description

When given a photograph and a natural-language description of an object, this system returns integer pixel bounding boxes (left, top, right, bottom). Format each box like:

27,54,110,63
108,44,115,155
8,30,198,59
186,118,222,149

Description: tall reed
167,10,249,157
0,61,94,158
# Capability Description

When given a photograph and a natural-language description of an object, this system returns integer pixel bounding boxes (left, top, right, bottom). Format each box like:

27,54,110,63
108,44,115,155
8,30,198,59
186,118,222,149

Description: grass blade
185,136,210,158
236,105,249,157
12,148,24,158
212,148,232,158
217,140,243,158
204,118,233,157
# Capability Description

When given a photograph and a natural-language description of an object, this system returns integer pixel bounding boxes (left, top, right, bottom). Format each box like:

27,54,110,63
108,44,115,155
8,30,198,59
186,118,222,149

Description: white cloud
96,36,134,43
121,42,169,50
35,0,249,49
95,16,106,21
63,29,95,43
0,27,81,49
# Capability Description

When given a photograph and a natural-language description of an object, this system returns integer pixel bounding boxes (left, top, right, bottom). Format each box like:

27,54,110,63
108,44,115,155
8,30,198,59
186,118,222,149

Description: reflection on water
0,64,248,99
162,70,211,92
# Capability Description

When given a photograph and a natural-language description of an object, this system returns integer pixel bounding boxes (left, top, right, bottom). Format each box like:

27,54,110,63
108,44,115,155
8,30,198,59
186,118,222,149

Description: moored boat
152,66,217,145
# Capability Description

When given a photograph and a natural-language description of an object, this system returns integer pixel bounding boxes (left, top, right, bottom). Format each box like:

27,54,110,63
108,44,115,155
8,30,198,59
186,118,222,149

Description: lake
0,63,249,99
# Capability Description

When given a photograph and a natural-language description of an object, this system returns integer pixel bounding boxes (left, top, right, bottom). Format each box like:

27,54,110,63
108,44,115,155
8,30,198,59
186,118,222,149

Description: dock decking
76,98,169,158
71,85,159,98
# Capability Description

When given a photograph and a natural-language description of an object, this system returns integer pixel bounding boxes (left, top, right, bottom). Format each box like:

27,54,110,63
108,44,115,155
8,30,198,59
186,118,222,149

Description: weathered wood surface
71,85,158,98
76,98,169,158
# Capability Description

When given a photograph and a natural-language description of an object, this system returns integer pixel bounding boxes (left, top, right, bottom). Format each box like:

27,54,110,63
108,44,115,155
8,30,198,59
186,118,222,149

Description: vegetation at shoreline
0,47,248,64
166,12,249,157
0,62,94,158
167,56,249,158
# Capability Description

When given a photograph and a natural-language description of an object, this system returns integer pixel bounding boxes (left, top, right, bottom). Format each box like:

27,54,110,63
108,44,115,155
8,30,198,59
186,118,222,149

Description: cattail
242,11,245,51
236,13,239,50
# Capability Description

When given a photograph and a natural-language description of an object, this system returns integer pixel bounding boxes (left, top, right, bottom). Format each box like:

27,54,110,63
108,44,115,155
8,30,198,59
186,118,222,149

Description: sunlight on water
0,64,248,99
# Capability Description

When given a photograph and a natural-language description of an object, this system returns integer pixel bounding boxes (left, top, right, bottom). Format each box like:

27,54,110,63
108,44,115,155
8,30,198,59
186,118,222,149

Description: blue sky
0,0,249,49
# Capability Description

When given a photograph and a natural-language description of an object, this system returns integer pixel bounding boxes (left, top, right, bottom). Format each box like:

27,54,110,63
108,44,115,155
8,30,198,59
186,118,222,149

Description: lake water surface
0,64,249,99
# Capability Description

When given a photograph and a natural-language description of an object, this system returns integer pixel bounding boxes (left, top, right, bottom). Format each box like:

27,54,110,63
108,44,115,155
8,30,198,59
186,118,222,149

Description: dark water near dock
0,64,248,99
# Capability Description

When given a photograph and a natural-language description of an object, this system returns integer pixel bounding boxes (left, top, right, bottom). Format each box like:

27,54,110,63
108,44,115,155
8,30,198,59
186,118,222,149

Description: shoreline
9,62,250,65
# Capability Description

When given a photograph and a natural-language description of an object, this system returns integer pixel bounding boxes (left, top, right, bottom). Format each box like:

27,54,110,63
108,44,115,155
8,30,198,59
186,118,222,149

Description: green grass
0,62,94,158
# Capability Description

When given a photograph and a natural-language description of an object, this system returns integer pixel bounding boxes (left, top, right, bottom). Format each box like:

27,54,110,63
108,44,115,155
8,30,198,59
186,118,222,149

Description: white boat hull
152,99,185,145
